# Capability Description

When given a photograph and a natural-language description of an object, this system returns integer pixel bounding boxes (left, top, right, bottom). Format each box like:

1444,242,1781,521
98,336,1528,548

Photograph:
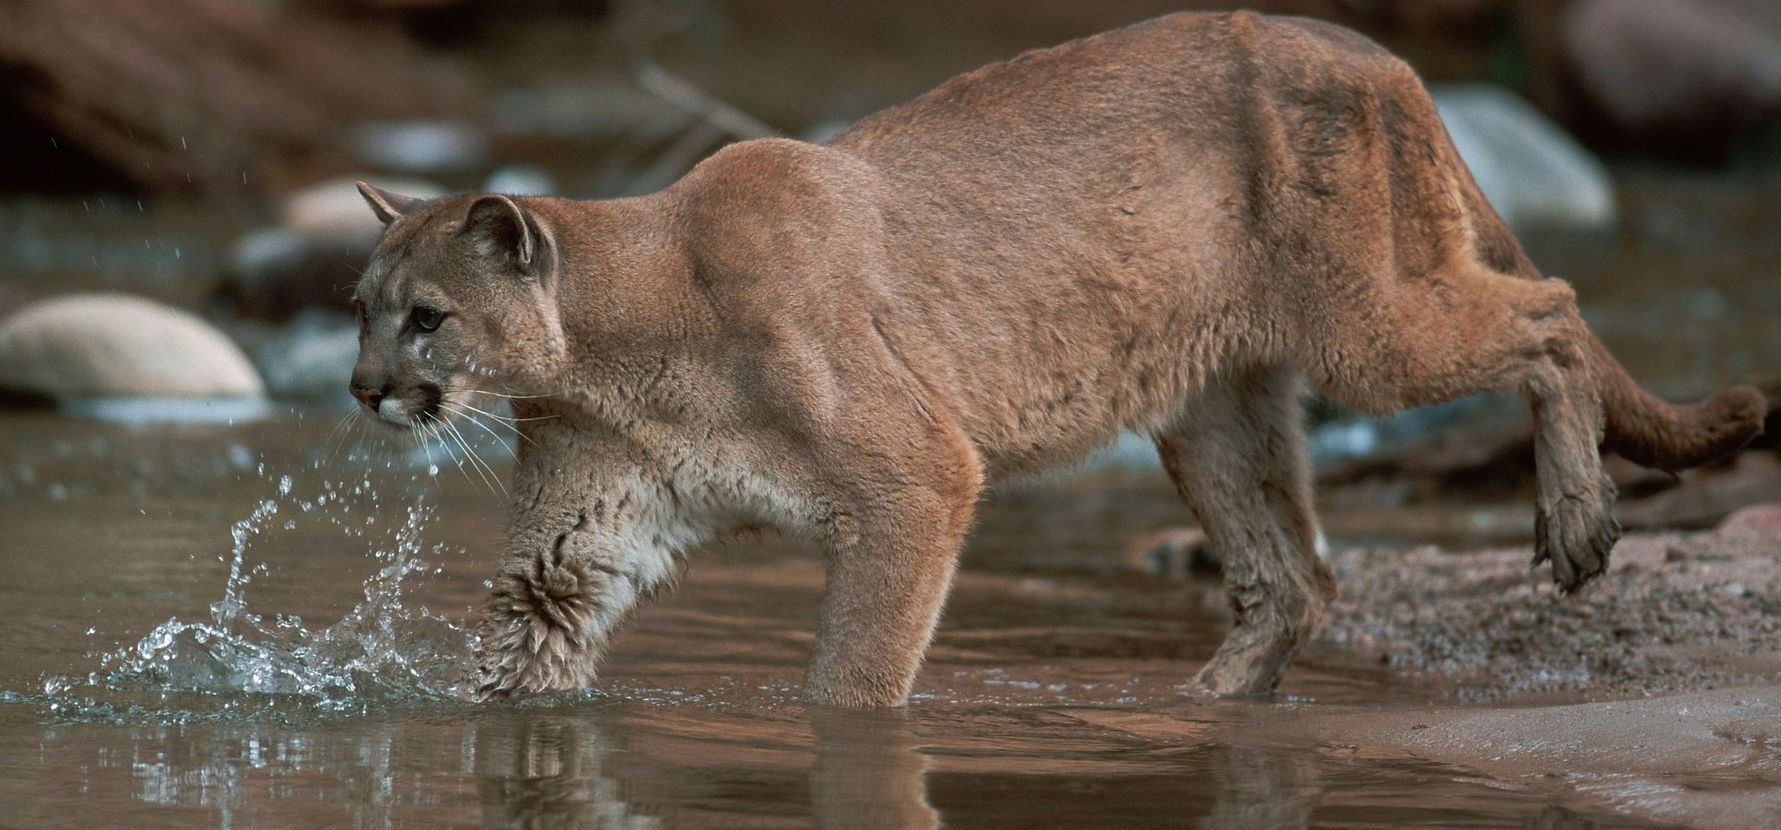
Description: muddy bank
1317,521,1781,701
1294,515,1781,826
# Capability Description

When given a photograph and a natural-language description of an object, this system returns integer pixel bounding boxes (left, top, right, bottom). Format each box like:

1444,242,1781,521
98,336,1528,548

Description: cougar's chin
366,383,446,429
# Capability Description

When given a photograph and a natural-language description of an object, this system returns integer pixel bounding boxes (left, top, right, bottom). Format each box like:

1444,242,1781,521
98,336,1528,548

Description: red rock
1718,503,1781,536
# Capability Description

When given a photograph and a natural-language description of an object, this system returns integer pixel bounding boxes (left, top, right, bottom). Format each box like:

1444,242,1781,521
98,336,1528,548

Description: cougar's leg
802,422,983,708
1522,312,1620,590
1156,364,1335,696
475,432,691,700
1308,267,1618,592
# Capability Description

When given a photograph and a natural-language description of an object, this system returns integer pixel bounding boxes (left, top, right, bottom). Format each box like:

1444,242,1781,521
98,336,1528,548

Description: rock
484,164,556,196
222,177,444,321
1562,0,1781,160
224,228,371,321
0,294,264,399
352,120,489,172
1617,451,1781,532
1430,83,1617,232
1718,503,1781,537
281,176,445,238
252,309,360,402
1123,527,1215,580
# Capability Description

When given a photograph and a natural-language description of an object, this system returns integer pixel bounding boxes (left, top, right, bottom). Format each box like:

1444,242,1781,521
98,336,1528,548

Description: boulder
222,177,444,321
352,120,489,173
1562,0,1781,160
0,294,263,399
484,164,557,197
1431,83,1617,232
280,176,445,238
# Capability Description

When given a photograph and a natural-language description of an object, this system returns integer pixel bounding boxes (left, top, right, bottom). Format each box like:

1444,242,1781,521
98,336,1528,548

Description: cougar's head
348,182,565,428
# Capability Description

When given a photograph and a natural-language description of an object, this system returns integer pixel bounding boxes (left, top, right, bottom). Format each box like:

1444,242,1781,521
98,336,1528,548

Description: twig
636,60,777,140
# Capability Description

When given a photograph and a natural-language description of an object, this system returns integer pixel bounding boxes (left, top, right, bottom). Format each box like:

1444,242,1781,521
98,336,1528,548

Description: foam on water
34,463,478,723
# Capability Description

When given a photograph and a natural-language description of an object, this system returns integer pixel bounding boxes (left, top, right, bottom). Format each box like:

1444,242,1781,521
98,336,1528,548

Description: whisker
440,399,522,430
447,386,555,401
445,418,507,496
444,422,495,495
458,420,507,495
325,411,353,449
440,401,533,444
446,399,524,425
350,418,369,464
325,411,354,461
331,409,370,458
440,402,527,453
411,417,442,490
422,412,478,489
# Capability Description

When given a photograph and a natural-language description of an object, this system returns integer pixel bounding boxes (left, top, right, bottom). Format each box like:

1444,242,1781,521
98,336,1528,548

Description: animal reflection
472,706,938,828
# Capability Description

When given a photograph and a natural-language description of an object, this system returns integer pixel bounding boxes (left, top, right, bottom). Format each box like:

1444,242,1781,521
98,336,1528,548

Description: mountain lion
348,11,1765,706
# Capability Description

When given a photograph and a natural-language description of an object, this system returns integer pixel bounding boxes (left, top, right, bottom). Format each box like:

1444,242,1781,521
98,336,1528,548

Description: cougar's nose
351,384,384,411
349,367,387,412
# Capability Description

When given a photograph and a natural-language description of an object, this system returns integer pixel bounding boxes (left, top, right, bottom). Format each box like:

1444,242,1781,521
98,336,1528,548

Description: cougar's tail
1589,332,1766,472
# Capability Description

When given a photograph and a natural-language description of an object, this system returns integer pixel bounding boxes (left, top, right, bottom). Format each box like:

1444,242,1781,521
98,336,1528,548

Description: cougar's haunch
347,11,1765,706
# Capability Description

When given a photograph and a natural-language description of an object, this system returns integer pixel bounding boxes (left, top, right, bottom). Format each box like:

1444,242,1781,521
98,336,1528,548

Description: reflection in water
476,710,659,828
1203,744,1321,829
8,685,1666,827
810,707,938,829
470,706,943,828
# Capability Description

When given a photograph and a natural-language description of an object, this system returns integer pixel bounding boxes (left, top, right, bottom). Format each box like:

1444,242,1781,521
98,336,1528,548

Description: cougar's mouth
361,383,447,429
413,383,445,424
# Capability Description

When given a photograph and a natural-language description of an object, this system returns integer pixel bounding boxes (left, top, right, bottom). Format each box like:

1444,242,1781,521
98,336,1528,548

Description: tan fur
348,11,1765,707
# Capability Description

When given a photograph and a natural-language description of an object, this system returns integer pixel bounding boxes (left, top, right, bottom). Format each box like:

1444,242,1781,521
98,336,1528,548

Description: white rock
353,121,489,173
485,164,556,197
1432,83,1617,232
281,176,446,238
0,294,264,398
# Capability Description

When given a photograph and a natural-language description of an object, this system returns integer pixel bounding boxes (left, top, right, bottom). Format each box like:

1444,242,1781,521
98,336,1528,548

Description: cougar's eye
411,305,446,333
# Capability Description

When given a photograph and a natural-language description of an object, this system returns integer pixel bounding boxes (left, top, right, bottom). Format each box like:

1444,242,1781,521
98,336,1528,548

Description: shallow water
0,410,1692,827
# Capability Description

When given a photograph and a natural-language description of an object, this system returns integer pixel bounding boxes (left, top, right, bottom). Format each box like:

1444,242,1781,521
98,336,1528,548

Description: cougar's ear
461,195,542,275
356,181,425,226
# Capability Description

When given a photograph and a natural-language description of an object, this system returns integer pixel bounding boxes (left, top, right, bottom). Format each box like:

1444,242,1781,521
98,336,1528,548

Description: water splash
38,469,476,723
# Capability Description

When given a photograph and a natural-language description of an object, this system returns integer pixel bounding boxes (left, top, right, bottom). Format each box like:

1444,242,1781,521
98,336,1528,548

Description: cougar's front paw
471,568,605,701
1188,643,1286,698
1189,579,1330,698
472,611,542,701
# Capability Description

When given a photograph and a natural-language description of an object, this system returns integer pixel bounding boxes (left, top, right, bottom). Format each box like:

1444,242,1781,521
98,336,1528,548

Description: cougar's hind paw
1534,483,1620,593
